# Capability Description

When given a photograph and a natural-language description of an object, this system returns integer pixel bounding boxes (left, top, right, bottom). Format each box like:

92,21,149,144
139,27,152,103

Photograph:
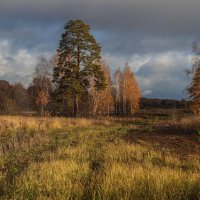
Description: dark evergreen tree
53,19,105,116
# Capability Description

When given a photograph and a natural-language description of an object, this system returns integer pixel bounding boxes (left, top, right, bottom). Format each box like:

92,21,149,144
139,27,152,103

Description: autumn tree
89,61,114,116
123,64,141,115
53,19,105,117
36,90,49,116
114,69,124,115
187,42,200,113
29,55,52,115
114,64,141,116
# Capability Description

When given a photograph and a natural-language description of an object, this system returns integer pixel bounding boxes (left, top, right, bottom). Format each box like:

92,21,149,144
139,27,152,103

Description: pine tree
187,42,200,113
53,19,105,116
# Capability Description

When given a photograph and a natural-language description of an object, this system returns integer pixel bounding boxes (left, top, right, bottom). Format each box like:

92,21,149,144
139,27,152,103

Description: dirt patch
124,125,200,158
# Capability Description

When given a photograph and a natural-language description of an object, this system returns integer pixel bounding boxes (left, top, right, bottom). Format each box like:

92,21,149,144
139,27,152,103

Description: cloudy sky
0,0,199,99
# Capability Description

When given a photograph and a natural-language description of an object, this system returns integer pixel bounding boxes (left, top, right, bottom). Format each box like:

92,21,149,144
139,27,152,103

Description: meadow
0,109,199,200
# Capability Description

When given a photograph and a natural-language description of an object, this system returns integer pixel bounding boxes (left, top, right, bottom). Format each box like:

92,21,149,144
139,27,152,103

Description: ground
125,123,200,157
0,108,199,199
124,108,199,157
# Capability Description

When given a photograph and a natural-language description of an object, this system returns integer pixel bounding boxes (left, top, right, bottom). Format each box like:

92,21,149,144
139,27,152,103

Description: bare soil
124,124,200,158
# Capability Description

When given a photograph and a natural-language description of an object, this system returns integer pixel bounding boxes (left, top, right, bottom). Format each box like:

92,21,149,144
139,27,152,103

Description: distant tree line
0,60,140,116
0,80,31,114
1,76,190,115
141,98,189,109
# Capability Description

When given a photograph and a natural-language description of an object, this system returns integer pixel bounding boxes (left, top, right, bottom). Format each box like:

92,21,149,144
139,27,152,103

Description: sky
0,0,199,99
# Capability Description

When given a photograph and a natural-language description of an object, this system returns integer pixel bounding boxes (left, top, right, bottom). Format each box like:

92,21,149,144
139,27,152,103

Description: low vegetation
176,115,200,135
0,115,199,200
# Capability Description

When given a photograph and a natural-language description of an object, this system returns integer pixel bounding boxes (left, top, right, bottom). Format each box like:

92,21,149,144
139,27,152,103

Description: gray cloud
0,40,52,86
0,0,197,98
136,52,191,99
1,0,200,34
0,0,196,57
0,73,32,87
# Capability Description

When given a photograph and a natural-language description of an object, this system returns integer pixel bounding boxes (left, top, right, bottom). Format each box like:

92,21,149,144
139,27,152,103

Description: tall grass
0,116,199,199
176,115,200,135
0,116,112,131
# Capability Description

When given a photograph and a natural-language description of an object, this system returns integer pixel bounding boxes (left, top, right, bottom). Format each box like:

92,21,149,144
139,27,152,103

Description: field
0,108,200,200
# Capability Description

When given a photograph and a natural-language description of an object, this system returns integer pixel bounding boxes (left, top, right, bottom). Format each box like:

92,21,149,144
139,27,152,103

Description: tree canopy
53,19,105,116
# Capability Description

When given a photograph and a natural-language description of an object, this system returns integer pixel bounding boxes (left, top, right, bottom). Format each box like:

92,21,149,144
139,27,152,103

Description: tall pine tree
53,19,105,116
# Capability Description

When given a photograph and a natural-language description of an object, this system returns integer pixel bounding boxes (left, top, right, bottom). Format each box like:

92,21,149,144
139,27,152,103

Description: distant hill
141,97,189,109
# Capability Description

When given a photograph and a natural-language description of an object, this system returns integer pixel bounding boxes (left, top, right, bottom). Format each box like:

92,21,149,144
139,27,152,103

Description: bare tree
30,55,52,116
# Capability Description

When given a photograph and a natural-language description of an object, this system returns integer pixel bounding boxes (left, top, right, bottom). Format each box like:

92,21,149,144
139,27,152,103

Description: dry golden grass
13,141,200,200
0,115,199,199
0,116,112,132
176,115,200,134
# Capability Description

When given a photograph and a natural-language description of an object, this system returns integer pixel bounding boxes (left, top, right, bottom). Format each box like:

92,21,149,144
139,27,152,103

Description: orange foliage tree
115,64,141,116
89,61,114,116
36,90,49,116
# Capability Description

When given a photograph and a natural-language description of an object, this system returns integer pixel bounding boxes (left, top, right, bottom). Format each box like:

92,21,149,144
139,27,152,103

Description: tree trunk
73,94,79,117
92,93,100,117
41,105,44,117
130,100,132,116
107,104,110,118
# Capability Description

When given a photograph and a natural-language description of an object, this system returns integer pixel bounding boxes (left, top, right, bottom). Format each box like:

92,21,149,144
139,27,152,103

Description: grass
176,115,200,135
0,115,199,199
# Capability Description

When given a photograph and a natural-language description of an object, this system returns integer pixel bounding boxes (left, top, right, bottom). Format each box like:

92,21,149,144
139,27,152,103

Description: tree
187,42,200,113
33,55,52,95
0,80,16,114
29,55,52,115
89,61,114,116
114,69,124,115
114,64,141,116
53,19,105,116
123,64,141,115
12,83,30,111
36,90,49,116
